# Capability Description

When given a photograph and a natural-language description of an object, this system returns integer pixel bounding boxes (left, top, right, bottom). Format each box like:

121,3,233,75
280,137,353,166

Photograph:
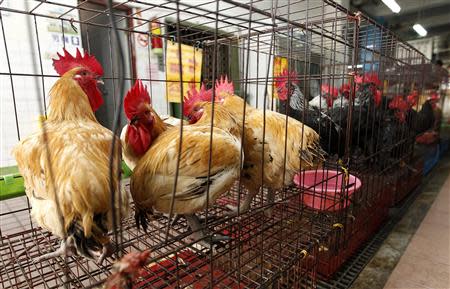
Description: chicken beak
97,79,108,97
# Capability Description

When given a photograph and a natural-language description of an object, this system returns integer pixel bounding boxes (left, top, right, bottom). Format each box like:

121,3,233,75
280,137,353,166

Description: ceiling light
347,65,363,69
381,0,401,13
413,24,427,37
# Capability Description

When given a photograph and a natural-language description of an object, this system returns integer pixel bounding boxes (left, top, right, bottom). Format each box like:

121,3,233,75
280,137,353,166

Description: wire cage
0,0,437,288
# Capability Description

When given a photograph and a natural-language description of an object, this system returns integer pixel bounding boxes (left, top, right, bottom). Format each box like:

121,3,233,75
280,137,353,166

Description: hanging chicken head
124,80,154,156
274,69,300,101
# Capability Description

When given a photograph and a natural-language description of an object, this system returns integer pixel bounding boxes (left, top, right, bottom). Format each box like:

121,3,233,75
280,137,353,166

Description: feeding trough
293,169,362,211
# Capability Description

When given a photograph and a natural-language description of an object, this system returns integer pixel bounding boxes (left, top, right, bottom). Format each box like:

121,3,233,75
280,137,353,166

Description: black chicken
406,91,436,135
275,70,344,156
368,91,436,170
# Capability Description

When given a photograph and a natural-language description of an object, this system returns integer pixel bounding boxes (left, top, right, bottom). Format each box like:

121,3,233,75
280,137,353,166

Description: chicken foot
185,214,229,247
170,214,222,226
89,241,115,265
35,237,76,262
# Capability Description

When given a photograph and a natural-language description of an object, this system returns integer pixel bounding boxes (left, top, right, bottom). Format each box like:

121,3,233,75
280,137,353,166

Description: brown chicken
121,80,241,245
184,76,324,216
12,49,129,263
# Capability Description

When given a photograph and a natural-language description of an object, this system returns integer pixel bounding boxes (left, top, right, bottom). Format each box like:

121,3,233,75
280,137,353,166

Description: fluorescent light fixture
347,64,364,69
381,0,401,13
413,24,427,37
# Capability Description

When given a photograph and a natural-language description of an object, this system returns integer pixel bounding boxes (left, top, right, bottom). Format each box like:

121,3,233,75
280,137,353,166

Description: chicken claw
169,214,182,227
35,237,76,263
185,214,230,247
95,242,115,265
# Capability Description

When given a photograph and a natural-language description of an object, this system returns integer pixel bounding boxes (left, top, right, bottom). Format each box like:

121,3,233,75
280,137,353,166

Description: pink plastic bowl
293,169,362,211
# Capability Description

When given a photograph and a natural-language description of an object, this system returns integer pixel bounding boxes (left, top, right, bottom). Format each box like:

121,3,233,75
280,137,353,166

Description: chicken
185,76,325,217
276,70,344,156
333,83,351,109
12,49,129,263
353,73,383,107
309,83,338,111
407,90,436,135
389,91,435,137
121,80,241,245
330,72,384,159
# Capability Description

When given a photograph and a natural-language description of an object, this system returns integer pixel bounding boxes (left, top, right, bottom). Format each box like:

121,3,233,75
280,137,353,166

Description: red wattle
77,78,104,112
127,124,152,156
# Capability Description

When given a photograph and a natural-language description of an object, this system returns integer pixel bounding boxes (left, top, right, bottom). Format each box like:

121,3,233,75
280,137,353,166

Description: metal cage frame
0,0,437,288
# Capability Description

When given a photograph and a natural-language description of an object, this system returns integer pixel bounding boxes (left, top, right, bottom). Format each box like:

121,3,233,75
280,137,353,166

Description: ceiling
351,0,450,64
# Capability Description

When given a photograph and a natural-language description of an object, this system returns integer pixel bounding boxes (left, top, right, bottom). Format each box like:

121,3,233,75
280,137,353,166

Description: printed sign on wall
273,56,288,99
165,41,202,103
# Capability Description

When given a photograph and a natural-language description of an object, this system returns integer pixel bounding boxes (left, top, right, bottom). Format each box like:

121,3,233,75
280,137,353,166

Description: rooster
276,70,344,156
185,76,325,217
309,83,339,111
12,49,129,263
407,90,436,135
387,91,435,138
121,80,241,245
330,72,384,159
333,83,351,109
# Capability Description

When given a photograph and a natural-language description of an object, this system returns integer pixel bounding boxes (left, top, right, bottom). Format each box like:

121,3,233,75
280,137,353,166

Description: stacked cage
313,9,436,278
0,0,436,288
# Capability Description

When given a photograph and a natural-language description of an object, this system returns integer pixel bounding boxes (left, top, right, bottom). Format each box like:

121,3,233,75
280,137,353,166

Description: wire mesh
0,0,439,288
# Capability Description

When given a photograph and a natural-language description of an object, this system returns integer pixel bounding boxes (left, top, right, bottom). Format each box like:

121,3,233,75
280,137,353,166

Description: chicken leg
226,188,277,218
264,188,275,218
225,189,259,217
185,214,229,247
35,237,76,262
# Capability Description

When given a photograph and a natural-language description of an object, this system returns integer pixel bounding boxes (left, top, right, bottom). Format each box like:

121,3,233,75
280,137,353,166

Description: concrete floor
350,152,450,289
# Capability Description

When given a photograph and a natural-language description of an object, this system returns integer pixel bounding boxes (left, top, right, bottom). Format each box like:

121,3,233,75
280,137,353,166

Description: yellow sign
166,41,203,103
273,56,288,99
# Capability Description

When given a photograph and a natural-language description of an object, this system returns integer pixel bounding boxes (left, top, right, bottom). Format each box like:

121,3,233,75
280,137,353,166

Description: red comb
183,83,212,117
124,80,151,120
52,48,104,76
339,83,354,99
429,91,440,101
407,90,419,107
274,69,299,88
215,75,234,98
374,89,382,107
321,84,338,99
390,95,409,123
355,72,381,87
389,95,409,112
339,83,350,94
